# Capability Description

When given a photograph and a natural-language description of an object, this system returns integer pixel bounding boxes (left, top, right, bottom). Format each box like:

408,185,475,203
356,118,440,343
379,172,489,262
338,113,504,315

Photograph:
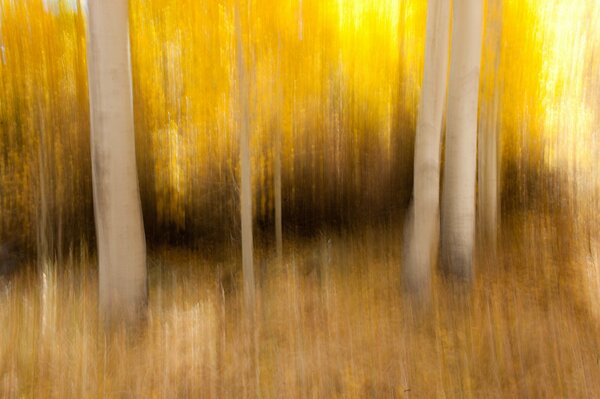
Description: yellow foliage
0,0,598,244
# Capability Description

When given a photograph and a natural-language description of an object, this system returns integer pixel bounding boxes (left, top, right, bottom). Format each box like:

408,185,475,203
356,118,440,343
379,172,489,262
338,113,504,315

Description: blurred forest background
2,0,598,254
2,0,600,397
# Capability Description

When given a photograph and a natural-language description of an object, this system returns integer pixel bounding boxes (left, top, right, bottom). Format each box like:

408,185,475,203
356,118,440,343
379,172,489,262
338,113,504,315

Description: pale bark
274,117,283,261
477,0,502,250
477,90,500,248
298,0,303,41
86,0,147,325
234,4,255,310
441,0,483,277
403,0,450,293
235,7,259,395
274,40,283,262
36,101,49,266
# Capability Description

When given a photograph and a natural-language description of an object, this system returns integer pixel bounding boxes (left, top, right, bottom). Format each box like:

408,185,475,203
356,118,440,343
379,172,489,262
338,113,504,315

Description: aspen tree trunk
86,0,147,325
298,0,303,41
441,0,483,278
403,0,450,293
235,6,259,395
36,101,49,267
274,39,283,262
274,119,283,261
477,0,502,251
235,2,256,313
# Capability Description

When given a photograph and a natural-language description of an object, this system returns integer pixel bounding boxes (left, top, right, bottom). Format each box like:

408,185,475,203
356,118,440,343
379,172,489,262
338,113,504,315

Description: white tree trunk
477,89,500,248
403,0,450,293
86,0,147,325
235,4,255,310
274,113,283,261
274,39,283,262
477,0,502,250
441,0,483,277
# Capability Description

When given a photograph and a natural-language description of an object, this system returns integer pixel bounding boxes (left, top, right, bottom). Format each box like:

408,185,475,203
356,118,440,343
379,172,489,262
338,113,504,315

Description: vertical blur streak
440,0,483,277
477,0,502,252
403,0,450,294
234,0,255,312
274,36,283,261
234,2,259,397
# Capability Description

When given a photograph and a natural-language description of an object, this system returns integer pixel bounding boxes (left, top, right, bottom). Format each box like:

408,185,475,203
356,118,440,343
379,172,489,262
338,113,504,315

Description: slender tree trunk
274,39,283,262
235,5,259,395
235,1,256,312
441,0,483,278
36,101,49,268
478,90,500,248
274,121,283,261
403,0,450,294
477,0,502,251
86,0,147,326
298,0,303,41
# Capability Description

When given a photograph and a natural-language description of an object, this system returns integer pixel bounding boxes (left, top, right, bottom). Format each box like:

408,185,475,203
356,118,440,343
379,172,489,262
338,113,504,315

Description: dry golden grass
1,214,599,398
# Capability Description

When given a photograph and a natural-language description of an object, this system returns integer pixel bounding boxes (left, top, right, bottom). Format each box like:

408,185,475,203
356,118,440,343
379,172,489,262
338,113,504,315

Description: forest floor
1,212,600,398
